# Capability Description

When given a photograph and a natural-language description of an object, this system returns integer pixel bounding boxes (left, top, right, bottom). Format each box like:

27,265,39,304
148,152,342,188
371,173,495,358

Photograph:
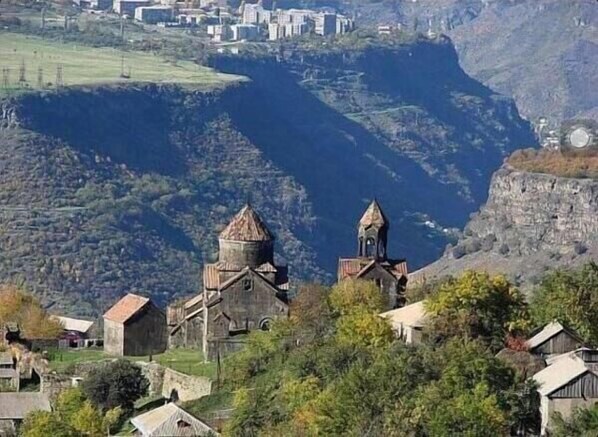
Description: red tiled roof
103,293,150,324
359,200,388,228
219,205,273,242
338,258,367,280
338,258,408,281
391,260,408,277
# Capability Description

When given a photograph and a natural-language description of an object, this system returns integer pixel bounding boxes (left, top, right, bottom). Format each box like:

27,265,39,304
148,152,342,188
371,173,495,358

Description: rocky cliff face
417,166,598,288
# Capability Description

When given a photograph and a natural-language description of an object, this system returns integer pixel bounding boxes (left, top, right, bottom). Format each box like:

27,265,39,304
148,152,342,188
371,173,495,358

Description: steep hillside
415,165,598,289
0,40,534,315
334,0,597,124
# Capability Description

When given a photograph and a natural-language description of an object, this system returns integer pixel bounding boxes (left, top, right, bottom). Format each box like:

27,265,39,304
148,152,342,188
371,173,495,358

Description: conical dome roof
219,204,273,242
359,200,388,227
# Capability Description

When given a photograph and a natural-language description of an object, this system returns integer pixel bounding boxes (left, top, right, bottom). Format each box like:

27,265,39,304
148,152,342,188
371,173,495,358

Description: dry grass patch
508,148,598,179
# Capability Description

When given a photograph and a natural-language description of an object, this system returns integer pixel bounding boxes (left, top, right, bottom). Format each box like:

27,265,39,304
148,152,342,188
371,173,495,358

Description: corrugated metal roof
0,368,17,379
131,402,216,436
359,200,388,228
53,316,94,333
103,294,150,324
533,354,591,396
526,321,582,350
0,393,51,419
219,204,273,242
380,301,428,329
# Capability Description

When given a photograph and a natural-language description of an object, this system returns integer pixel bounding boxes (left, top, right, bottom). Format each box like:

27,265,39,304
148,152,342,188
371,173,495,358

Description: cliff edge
414,165,598,288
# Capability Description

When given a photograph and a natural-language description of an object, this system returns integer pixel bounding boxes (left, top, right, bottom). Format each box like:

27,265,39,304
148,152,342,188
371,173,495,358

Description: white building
380,300,428,345
134,5,173,24
208,24,232,42
231,24,260,41
242,3,272,25
314,12,336,36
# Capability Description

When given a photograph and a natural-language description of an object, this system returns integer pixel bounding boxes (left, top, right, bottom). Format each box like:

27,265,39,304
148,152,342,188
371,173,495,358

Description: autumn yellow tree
0,285,63,339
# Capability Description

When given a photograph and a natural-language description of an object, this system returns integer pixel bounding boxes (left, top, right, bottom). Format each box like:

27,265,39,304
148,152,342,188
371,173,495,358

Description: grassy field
48,347,217,378
0,32,242,94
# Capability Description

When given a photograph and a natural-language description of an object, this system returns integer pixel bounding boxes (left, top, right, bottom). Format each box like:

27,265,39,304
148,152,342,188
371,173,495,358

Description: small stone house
526,321,585,358
104,294,167,357
131,402,217,436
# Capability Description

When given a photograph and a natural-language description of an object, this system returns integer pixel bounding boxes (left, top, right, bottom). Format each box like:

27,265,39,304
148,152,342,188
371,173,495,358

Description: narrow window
365,238,376,257
243,278,253,292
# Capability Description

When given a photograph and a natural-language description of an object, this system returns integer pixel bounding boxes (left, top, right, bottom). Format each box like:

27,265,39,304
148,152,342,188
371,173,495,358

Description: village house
380,300,428,344
52,315,95,348
131,402,216,436
104,293,167,357
168,204,289,359
0,393,50,435
526,320,585,358
533,348,598,435
338,200,408,309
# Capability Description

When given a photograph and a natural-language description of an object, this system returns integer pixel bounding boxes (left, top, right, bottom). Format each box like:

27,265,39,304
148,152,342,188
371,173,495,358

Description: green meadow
0,32,242,94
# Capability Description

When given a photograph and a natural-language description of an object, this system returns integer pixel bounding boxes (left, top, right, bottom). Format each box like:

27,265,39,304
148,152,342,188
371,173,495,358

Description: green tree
425,271,530,349
21,411,78,437
552,403,598,436
335,311,394,350
21,389,123,437
530,262,598,345
82,360,149,412
329,279,386,316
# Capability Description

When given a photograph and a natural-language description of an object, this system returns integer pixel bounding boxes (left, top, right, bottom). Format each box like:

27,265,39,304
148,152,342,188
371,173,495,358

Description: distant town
74,0,355,43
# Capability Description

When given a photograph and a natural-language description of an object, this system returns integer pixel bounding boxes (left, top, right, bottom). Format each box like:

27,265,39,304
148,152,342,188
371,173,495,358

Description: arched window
358,236,364,257
259,318,273,331
365,238,376,257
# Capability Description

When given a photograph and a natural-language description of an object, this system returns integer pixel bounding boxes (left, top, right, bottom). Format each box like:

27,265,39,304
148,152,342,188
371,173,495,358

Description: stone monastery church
163,200,408,358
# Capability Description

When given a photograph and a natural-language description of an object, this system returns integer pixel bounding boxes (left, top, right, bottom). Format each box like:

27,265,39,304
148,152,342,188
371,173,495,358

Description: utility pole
41,7,46,30
120,16,125,42
55,64,63,88
18,59,26,83
2,68,9,90
37,66,44,88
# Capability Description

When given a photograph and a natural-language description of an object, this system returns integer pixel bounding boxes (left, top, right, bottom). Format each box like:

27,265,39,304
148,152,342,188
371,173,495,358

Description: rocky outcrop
416,166,598,288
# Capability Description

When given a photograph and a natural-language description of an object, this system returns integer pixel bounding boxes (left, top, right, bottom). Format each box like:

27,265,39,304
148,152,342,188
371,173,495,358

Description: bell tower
357,200,389,261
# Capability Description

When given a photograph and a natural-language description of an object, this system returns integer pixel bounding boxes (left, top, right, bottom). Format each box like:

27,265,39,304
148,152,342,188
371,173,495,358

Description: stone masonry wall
161,368,212,402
